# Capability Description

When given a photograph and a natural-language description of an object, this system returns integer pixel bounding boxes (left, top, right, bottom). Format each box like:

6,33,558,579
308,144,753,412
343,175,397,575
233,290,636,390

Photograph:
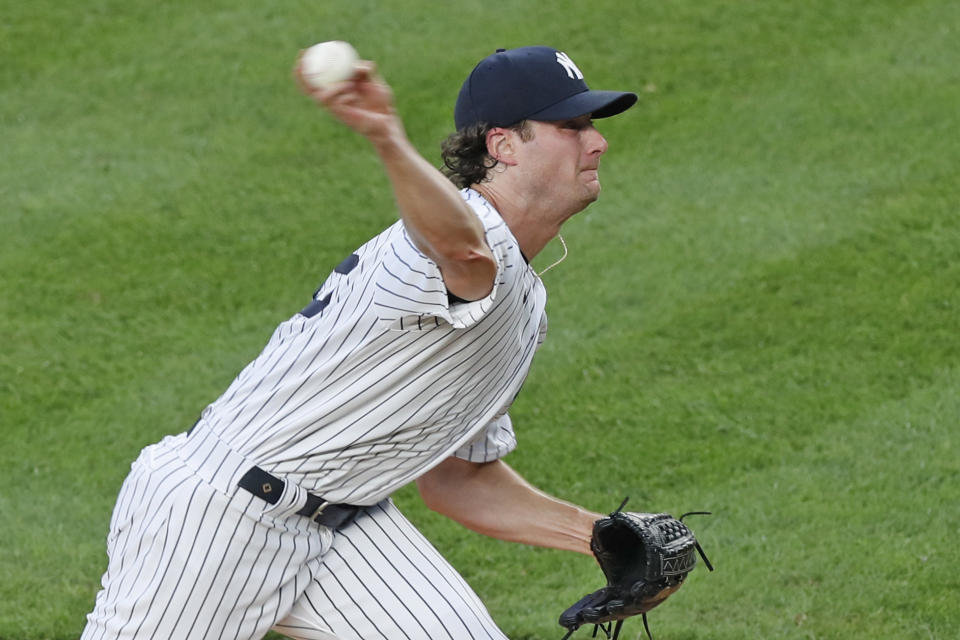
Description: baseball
300,40,359,90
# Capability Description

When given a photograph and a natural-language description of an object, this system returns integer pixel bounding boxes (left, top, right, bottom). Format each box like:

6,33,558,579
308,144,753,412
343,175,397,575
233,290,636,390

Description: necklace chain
536,235,568,277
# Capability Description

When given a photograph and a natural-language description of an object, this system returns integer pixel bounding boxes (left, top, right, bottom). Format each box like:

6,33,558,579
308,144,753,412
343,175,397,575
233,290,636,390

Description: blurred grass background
2,0,958,638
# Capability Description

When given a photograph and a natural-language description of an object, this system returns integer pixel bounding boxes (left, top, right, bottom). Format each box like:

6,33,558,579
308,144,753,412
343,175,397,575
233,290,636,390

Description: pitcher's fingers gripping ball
293,43,397,142
559,500,714,640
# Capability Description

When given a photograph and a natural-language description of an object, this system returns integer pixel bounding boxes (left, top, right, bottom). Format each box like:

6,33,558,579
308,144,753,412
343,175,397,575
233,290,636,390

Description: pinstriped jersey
199,189,548,505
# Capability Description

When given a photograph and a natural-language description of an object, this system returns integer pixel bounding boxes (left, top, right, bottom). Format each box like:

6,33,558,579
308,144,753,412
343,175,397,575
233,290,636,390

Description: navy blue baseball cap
454,46,638,130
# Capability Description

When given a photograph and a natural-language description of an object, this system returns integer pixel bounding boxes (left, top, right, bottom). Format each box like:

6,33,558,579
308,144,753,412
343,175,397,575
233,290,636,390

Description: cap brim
526,90,638,122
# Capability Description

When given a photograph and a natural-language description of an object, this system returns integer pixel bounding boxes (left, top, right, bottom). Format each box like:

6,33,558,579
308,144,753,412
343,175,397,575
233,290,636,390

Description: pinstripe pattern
273,500,507,640
84,189,545,638
453,413,516,463
82,435,334,640
199,188,547,505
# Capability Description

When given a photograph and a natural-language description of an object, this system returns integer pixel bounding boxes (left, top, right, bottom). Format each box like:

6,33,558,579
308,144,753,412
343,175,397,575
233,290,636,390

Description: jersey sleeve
372,193,510,330
452,413,517,463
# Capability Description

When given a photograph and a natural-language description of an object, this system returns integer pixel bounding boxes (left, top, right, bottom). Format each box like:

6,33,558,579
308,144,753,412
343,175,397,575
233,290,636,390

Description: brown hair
440,121,533,189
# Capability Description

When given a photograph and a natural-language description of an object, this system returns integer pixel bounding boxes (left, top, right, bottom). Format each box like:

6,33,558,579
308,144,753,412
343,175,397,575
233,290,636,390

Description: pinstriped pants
82,432,508,640
274,501,508,640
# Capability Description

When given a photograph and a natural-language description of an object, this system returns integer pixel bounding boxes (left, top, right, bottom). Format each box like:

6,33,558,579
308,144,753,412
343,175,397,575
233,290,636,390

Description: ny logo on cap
555,51,584,80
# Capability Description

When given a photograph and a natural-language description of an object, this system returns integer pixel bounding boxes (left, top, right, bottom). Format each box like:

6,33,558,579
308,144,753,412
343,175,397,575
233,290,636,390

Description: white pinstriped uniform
83,188,547,640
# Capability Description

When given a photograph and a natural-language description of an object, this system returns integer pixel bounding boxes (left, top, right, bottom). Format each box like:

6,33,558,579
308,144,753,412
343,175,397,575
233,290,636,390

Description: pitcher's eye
562,117,594,130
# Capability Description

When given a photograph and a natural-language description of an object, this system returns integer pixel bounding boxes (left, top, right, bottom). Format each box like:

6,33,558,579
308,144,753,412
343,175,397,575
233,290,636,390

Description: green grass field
3,1,958,638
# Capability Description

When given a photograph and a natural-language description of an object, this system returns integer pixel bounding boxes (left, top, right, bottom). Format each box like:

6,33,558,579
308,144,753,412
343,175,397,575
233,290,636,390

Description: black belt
237,466,360,530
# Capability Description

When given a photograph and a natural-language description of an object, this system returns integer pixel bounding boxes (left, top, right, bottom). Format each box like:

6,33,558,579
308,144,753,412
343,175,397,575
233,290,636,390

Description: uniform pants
82,431,507,640
274,500,507,640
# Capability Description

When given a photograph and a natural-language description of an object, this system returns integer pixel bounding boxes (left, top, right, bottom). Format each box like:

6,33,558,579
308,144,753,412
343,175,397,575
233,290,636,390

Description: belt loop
236,465,360,529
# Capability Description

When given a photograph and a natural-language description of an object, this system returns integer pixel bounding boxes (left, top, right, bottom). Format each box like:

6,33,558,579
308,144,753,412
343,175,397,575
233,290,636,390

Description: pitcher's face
516,116,610,212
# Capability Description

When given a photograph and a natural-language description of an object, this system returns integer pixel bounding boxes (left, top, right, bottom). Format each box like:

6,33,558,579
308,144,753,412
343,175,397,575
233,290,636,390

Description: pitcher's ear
485,127,520,166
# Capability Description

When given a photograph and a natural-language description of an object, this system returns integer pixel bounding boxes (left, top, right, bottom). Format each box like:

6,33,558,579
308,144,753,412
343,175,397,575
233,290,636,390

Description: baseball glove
559,500,713,640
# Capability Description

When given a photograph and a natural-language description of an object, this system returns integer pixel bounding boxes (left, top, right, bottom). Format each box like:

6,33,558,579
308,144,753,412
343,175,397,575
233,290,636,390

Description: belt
237,466,360,530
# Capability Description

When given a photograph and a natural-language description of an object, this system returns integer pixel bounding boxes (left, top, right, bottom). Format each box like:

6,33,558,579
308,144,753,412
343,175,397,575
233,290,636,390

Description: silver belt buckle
310,501,330,521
